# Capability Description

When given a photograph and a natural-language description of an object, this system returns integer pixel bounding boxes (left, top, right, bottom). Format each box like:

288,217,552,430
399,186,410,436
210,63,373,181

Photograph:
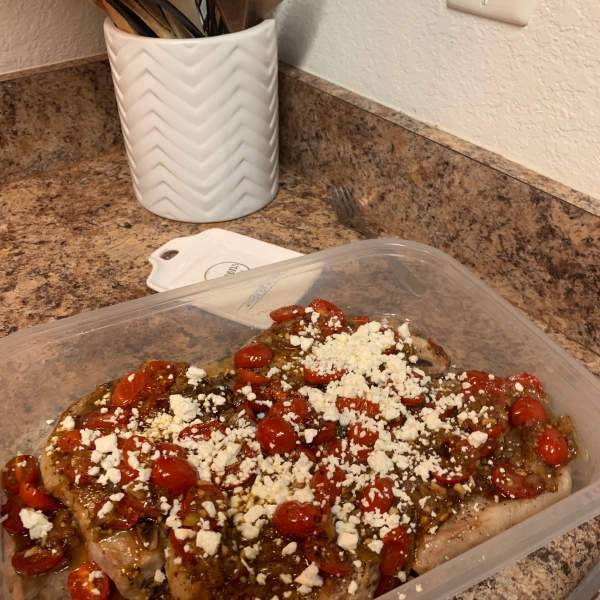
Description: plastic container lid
1,239,599,600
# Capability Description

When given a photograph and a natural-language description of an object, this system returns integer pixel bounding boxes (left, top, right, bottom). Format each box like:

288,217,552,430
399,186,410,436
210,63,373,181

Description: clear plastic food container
1,239,599,600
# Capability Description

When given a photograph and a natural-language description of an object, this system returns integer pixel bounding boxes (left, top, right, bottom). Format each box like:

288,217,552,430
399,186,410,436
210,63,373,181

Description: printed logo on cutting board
205,262,250,281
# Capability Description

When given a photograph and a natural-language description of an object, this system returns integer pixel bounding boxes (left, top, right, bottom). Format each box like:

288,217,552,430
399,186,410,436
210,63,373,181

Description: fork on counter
330,186,424,297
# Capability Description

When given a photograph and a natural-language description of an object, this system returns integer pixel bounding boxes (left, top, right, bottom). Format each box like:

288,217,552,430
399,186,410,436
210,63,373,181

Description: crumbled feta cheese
19,509,53,540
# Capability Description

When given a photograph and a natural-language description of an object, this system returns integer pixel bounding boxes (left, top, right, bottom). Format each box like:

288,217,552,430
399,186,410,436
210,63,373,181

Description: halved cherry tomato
1,494,27,534
215,442,260,490
535,426,569,466
233,382,271,412
95,495,140,531
125,482,163,517
169,528,197,563
150,456,197,496
68,561,110,600
432,440,477,486
156,442,189,460
234,344,274,369
472,417,508,439
256,417,298,455
123,435,155,468
303,368,345,385
491,463,544,499
273,501,322,538
57,430,85,452
179,421,226,442
310,465,345,505
64,455,94,487
236,402,257,423
335,397,380,418
506,372,543,393
311,422,337,445
476,439,498,460
465,370,503,392
138,390,170,422
13,544,64,576
375,575,396,597
309,299,344,321
237,369,271,385
400,393,425,407
2,455,39,496
292,444,318,463
181,483,226,530
112,371,147,407
268,396,310,424
117,463,139,486
19,483,61,511
509,397,548,427
82,407,131,431
360,478,394,513
305,533,353,575
143,360,176,390
270,305,306,323
318,438,347,461
380,527,410,576
267,381,288,402
348,423,379,447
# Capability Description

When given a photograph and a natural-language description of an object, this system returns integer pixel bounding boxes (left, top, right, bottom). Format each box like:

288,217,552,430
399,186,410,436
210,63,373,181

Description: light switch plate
447,0,537,26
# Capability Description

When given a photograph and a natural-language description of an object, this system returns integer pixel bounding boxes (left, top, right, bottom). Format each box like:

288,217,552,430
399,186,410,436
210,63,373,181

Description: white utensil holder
104,18,279,223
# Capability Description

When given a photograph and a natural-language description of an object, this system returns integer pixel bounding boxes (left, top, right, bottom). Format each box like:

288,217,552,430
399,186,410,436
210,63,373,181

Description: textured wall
0,0,106,76
276,0,600,202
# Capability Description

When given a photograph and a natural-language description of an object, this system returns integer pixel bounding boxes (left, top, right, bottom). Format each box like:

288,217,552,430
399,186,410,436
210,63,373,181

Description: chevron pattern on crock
104,19,279,223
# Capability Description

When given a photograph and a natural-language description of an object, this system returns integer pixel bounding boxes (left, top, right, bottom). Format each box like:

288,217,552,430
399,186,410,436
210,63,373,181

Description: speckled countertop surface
1,150,600,600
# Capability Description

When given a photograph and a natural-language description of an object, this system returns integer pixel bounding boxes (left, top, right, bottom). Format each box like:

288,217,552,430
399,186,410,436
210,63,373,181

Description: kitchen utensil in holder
104,17,279,222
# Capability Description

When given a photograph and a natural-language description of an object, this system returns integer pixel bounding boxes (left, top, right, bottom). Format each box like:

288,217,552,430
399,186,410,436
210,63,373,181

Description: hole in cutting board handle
160,250,179,260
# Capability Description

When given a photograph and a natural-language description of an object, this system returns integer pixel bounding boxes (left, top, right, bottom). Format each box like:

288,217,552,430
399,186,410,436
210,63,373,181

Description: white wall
276,0,600,201
0,0,106,76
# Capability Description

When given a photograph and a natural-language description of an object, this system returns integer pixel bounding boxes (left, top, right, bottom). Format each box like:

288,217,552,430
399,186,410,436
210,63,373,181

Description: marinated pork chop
40,391,166,600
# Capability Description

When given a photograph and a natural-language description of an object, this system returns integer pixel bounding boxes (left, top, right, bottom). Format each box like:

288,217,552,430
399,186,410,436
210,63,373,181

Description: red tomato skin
304,534,353,575
57,430,85,452
310,465,345,505
234,344,274,369
237,369,271,385
293,444,318,463
236,402,257,423
303,367,345,385
432,459,476,486
348,423,379,447
1,494,27,534
68,561,110,600
181,483,226,530
123,435,154,462
156,442,189,460
270,305,306,323
491,463,544,499
2,455,39,496
360,478,395,513
335,397,380,418
472,418,508,440
118,463,139,486
143,360,176,389
112,371,147,407
506,372,543,393
380,542,409,577
309,299,344,321
169,528,198,564
82,407,131,431
509,397,548,427
311,422,337,445
400,393,425,407
108,496,141,531
13,545,64,576
150,457,197,496
20,483,61,511
256,417,298,455
273,501,322,538
268,397,310,424
179,421,225,442
535,427,569,466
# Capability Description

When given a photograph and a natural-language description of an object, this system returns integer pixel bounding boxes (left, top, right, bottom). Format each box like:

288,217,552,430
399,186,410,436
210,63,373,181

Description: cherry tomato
380,527,410,576
169,528,197,563
335,397,380,418
472,417,508,439
117,463,139,486
19,483,61,511
68,561,110,600
360,478,395,513
156,442,189,460
138,390,170,422
400,393,425,407
96,495,140,531
233,382,271,412
179,421,226,442
123,435,155,467
318,438,347,461
491,463,544,499
432,450,476,486
270,305,306,323
237,369,271,385
256,417,298,455
150,456,197,496
375,575,396,597
465,370,503,391
476,439,498,460
57,430,85,452
181,483,226,530
509,397,548,427
1,495,27,534
292,444,318,463
234,344,274,369
535,427,569,466
13,544,64,576
309,299,344,321
82,407,131,431
310,464,345,505
266,381,288,402
346,315,371,327
112,371,147,407
348,424,379,447
311,421,337,445
273,501,322,538
303,367,345,385
143,360,176,390
2,455,39,496
125,482,163,517
235,402,257,423
305,533,353,575
268,396,310,424
505,372,543,394
215,442,260,490
64,455,94,487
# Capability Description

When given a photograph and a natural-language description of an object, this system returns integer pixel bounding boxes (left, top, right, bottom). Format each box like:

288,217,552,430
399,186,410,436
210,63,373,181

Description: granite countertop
1,150,599,599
